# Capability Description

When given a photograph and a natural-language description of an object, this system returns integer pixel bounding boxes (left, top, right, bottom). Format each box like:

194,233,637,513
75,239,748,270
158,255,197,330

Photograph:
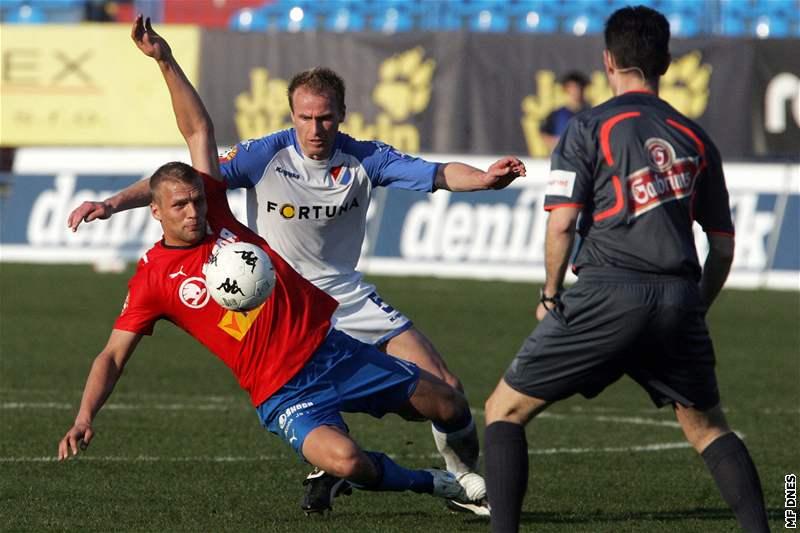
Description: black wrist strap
539,288,561,309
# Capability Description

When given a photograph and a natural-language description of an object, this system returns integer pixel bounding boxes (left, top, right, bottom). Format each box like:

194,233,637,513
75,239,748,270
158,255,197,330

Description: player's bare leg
484,379,551,533
384,327,463,391
384,326,484,515
299,374,487,512
675,403,770,532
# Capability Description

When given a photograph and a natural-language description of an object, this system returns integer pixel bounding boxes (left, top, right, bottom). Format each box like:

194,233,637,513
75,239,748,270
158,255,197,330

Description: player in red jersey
57,15,488,510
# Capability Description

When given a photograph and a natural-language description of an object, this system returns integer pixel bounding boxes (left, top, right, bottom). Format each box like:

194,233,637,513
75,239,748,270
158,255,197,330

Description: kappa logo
276,166,300,180
179,277,210,309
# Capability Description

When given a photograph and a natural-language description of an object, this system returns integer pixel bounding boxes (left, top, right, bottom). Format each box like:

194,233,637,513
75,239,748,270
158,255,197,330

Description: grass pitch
1,263,797,532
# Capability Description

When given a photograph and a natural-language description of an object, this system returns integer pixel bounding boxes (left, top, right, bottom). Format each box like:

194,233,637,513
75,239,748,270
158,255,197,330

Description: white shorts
318,275,412,346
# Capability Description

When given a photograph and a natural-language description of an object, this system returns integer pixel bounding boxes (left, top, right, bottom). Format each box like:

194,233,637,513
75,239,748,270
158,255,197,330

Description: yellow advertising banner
0,24,200,146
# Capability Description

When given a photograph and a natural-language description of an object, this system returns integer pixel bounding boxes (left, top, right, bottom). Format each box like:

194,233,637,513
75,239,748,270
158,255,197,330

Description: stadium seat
230,1,319,32
720,0,798,37
369,0,419,33
463,0,512,32
2,3,47,23
229,7,269,31
317,0,366,32
655,0,707,37
510,0,560,33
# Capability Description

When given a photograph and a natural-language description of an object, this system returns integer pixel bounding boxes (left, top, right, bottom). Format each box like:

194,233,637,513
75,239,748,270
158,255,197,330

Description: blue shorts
256,329,420,459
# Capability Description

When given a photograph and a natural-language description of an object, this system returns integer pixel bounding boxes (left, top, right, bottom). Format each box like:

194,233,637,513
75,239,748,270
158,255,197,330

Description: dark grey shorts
504,268,720,409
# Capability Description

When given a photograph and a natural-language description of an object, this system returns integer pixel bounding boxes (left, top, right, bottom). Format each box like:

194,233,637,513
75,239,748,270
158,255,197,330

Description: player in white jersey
67,66,525,516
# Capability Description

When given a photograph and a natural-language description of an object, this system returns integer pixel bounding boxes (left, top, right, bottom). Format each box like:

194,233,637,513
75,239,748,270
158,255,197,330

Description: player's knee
484,391,528,425
442,371,464,393
324,444,366,479
438,388,470,428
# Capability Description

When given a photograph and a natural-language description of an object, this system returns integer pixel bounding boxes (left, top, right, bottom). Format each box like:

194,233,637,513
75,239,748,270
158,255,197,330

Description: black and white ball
205,242,275,311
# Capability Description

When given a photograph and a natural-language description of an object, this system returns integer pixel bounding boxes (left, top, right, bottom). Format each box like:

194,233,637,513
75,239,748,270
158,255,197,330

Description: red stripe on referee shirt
600,111,641,166
707,230,735,237
667,118,707,222
594,175,624,221
544,203,584,211
666,119,705,158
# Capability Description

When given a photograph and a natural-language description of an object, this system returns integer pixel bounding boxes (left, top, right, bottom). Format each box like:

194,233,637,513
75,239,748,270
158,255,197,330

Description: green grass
1,263,798,532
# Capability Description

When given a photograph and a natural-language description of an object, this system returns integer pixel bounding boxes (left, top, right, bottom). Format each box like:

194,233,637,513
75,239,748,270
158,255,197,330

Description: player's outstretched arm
434,156,526,192
58,329,142,460
67,179,152,232
131,15,221,180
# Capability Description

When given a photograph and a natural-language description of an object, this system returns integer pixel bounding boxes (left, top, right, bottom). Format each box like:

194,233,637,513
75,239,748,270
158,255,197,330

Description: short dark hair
604,6,671,80
287,67,346,115
561,71,589,87
149,161,201,202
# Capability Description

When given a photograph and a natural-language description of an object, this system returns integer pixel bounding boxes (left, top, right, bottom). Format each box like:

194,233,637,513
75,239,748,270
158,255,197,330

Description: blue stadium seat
231,1,319,32
720,0,798,37
369,0,419,33
510,1,560,33
229,7,269,31
657,0,707,37
463,0,511,32
317,1,367,32
2,3,48,23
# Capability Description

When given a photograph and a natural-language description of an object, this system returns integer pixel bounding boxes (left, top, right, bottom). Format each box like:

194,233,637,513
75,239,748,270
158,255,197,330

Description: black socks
701,432,770,532
485,421,529,533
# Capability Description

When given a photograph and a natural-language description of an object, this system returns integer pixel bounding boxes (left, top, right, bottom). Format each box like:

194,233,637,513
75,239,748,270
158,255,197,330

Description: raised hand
131,14,172,61
485,156,526,190
67,200,114,232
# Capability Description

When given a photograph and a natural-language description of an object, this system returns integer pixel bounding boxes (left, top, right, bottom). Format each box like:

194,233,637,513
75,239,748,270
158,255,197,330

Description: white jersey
220,130,438,342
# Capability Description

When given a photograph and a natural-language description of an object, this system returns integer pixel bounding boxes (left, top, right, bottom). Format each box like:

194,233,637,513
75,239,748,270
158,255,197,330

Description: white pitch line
1,442,693,464
0,402,243,411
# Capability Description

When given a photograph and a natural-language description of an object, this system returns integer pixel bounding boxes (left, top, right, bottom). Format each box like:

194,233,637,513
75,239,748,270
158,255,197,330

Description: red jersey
114,173,339,406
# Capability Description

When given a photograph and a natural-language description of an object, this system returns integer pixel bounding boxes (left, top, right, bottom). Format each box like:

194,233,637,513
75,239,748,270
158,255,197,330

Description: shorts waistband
577,267,694,283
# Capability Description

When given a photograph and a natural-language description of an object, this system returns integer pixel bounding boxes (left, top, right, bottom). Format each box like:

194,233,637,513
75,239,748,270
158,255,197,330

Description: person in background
540,71,591,152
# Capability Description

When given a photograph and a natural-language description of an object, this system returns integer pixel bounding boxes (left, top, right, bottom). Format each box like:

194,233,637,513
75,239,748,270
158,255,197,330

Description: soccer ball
205,242,275,311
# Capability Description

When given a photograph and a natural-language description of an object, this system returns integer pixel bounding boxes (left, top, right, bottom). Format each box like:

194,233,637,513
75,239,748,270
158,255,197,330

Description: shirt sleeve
544,117,595,211
113,271,161,336
541,110,558,135
693,142,735,235
348,138,437,192
220,130,294,189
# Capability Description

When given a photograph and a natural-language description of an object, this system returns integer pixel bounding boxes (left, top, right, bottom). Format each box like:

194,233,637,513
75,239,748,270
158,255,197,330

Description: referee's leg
484,379,551,533
675,402,770,532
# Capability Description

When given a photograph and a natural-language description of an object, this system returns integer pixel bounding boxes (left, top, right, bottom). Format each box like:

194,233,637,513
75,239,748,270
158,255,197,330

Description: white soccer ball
205,242,275,311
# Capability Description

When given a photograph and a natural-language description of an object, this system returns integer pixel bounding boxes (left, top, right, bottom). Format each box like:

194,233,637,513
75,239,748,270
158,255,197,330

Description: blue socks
351,451,434,494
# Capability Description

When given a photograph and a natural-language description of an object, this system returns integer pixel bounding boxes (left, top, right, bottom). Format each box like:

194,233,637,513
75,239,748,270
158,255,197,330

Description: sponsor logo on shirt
645,137,676,172
265,197,361,220
179,276,211,309
627,140,700,219
276,166,301,180
545,169,576,198
217,303,265,341
219,146,238,163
